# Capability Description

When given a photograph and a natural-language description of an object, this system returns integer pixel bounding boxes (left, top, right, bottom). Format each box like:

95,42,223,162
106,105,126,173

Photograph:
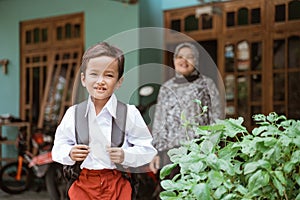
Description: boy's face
174,47,196,76
81,56,123,102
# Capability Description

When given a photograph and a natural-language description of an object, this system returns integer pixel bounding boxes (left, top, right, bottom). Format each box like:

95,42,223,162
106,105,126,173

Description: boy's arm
51,106,77,165
120,105,157,168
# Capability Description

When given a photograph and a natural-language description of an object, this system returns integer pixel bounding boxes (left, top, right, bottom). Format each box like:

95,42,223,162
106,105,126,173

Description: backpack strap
111,101,127,147
75,100,89,145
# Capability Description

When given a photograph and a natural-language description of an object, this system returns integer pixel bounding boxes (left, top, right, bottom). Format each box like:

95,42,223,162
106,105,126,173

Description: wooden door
20,13,84,132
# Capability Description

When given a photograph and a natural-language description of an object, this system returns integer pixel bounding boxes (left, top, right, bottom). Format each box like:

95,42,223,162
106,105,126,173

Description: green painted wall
0,0,139,117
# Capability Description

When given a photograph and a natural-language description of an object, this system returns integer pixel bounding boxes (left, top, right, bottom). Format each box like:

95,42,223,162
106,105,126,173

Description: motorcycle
0,126,66,200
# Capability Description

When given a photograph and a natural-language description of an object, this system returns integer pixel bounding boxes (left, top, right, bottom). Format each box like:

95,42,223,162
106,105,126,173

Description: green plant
160,107,300,199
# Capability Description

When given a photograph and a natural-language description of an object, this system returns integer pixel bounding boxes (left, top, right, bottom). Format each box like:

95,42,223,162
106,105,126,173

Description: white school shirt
51,94,157,170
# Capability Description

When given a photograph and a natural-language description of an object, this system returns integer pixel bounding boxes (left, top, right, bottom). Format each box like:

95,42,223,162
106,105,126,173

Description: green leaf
213,186,227,199
274,171,286,186
290,150,300,164
252,126,268,136
202,106,208,113
193,99,202,105
283,161,294,173
219,143,240,161
223,178,234,190
260,126,281,137
168,147,188,163
244,162,259,175
233,161,243,174
235,185,248,195
272,176,285,196
280,135,292,147
292,137,300,148
200,140,214,154
191,183,212,200
262,137,277,147
247,170,269,191
295,174,300,186
199,124,225,131
188,142,201,154
258,160,271,171
219,159,235,176
160,163,178,179
266,112,279,123
188,162,205,174
222,194,237,200
206,153,219,170
161,180,176,191
240,139,256,157
252,114,266,122
263,148,275,160
208,170,223,188
223,117,248,137
160,191,177,200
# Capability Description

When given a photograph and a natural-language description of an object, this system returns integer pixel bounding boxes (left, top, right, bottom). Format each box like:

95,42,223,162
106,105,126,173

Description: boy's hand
69,144,90,161
106,146,124,164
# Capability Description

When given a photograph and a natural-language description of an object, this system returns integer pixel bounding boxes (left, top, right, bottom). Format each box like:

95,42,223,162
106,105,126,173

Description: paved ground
0,189,50,200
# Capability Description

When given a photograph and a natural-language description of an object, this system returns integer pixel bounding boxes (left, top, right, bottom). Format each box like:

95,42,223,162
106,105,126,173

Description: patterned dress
152,73,224,155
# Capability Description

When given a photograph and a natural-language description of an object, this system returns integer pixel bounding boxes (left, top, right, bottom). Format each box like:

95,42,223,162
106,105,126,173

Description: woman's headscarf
173,42,200,70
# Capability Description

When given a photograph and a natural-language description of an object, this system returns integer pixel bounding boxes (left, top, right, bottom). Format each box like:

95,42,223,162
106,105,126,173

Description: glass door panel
251,74,262,102
273,39,285,69
237,76,248,116
273,35,300,119
288,36,300,68
274,105,285,116
273,73,285,101
225,74,235,101
288,72,300,119
225,44,235,72
237,41,250,71
251,42,262,71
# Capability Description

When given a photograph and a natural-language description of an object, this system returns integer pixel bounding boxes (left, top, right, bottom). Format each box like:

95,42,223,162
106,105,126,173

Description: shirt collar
85,94,117,119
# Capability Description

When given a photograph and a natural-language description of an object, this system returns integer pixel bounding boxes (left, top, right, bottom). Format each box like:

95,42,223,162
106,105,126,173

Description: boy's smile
81,56,122,104
94,84,107,92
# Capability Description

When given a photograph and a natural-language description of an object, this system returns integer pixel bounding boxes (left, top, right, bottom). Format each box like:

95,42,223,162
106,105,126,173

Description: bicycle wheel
0,161,31,194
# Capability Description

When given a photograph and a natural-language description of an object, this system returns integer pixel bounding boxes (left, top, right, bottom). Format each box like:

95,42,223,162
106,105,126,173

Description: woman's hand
69,144,90,161
149,155,160,174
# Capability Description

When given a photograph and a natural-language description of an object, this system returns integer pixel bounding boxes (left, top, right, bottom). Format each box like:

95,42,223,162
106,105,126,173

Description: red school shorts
68,168,132,200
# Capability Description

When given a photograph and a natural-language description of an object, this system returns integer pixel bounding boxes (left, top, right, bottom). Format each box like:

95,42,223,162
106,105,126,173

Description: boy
52,42,157,200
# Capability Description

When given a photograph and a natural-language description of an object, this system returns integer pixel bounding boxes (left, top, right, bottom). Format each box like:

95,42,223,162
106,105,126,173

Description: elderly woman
149,42,224,175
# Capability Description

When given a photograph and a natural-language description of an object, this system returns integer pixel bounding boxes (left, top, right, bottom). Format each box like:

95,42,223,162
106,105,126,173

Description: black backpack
63,100,139,200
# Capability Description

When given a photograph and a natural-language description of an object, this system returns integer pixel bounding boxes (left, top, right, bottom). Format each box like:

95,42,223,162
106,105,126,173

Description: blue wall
0,0,139,117
162,0,200,10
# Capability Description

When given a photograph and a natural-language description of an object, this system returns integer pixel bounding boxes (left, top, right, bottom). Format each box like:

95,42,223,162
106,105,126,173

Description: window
20,13,84,132
184,15,198,31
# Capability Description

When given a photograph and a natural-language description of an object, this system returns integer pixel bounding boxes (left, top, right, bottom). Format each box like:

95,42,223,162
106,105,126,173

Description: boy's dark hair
80,42,125,80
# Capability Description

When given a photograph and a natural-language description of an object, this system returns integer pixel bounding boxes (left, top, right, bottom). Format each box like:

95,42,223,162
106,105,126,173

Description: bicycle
0,126,66,200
